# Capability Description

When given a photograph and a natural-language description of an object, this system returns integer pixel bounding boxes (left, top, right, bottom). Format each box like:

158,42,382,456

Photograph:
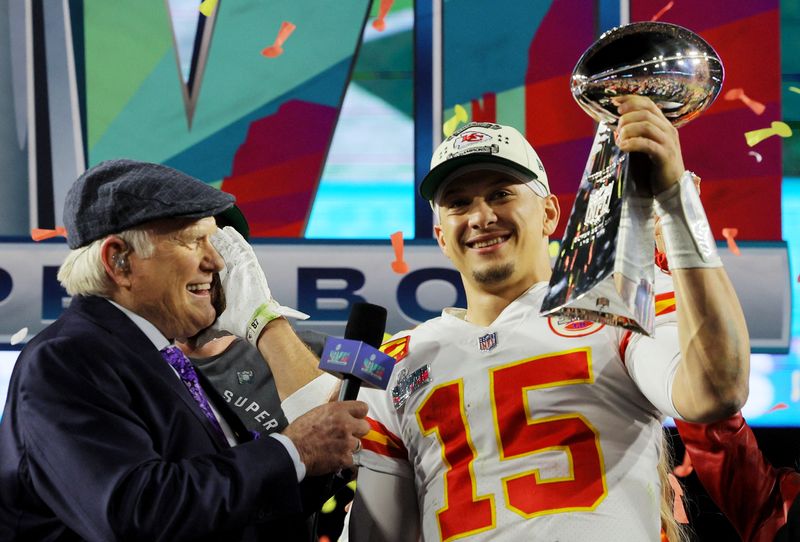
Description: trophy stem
541,123,656,336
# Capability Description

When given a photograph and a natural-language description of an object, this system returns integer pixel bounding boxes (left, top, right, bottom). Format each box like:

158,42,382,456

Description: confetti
31,226,67,241
10,327,28,345
372,0,395,31
791,370,800,402
767,403,789,413
261,21,296,58
672,449,693,478
724,88,766,116
548,240,561,258
789,86,800,95
442,104,468,137
744,121,793,147
198,0,218,17
748,150,763,163
390,231,409,274
650,0,674,22
321,495,337,513
721,227,741,256
667,473,689,523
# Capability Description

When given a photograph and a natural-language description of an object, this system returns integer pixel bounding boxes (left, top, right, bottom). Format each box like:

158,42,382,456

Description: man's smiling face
126,217,224,339
433,169,558,293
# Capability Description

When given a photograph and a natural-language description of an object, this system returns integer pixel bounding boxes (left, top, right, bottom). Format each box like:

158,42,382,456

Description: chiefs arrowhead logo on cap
454,130,492,149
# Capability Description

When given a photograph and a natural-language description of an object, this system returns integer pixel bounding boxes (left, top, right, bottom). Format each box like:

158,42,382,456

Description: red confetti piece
390,231,409,274
721,227,741,256
667,473,689,523
31,226,67,241
650,0,674,22
767,402,789,413
261,21,296,58
372,0,394,31
673,448,693,478
724,88,766,116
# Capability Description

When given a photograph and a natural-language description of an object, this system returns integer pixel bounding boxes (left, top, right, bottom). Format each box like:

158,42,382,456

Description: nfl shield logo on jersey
478,332,497,352
237,370,254,384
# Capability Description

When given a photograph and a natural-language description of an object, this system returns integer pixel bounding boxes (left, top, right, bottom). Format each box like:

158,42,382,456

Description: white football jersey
358,278,679,542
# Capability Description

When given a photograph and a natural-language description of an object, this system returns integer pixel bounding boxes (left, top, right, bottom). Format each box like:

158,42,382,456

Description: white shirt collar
107,299,171,351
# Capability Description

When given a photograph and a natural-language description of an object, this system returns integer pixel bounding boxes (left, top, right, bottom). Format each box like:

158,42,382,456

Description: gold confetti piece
199,0,218,17
321,495,337,513
442,104,468,137
744,121,792,147
548,240,560,258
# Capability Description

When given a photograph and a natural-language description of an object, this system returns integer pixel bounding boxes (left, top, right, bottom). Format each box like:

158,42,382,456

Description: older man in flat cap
0,159,368,541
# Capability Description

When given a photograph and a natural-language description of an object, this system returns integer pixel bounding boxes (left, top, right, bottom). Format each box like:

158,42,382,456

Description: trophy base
541,271,655,336
541,122,657,336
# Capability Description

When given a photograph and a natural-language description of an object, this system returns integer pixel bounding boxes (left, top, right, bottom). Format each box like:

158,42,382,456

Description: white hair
57,228,156,297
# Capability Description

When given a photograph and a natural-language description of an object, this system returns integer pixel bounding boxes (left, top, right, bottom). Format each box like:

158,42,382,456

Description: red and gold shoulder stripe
619,291,678,361
379,336,411,363
361,417,408,460
655,292,676,317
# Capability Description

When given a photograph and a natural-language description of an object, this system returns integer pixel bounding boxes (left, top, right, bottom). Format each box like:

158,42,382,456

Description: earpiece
113,253,129,271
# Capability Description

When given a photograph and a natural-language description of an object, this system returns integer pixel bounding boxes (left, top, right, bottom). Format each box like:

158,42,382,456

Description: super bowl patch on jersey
391,365,431,410
548,315,605,337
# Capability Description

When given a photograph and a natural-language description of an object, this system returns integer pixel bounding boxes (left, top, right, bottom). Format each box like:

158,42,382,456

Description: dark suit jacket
0,295,324,541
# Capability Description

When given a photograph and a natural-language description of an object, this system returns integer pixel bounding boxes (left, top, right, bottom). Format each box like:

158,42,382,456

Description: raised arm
208,226,324,400
615,95,750,422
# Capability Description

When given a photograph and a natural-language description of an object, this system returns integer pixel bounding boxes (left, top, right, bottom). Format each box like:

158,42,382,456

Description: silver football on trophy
571,21,723,128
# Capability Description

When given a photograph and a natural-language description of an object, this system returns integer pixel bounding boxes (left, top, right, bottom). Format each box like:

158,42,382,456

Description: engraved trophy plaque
540,22,723,335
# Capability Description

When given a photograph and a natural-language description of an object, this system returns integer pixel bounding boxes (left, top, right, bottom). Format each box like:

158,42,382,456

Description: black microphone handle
338,375,361,402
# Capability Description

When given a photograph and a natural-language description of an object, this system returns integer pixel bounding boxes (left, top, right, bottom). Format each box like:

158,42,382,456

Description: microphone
318,302,392,401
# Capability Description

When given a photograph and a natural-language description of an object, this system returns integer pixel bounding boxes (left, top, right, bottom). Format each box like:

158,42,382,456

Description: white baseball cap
420,122,550,201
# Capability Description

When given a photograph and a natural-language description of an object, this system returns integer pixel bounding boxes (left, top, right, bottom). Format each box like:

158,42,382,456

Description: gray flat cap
64,159,235,248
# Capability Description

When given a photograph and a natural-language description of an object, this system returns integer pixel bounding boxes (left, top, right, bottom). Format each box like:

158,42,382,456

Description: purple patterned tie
160,346,227,442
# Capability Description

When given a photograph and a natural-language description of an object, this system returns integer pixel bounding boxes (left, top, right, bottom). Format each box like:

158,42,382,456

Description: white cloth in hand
209,226,308,345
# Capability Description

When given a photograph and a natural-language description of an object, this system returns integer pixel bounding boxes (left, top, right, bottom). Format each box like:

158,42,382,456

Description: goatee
473,263,514,284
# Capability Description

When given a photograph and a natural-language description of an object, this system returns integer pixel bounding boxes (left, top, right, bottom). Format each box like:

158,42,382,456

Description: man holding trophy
347,23,750,542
